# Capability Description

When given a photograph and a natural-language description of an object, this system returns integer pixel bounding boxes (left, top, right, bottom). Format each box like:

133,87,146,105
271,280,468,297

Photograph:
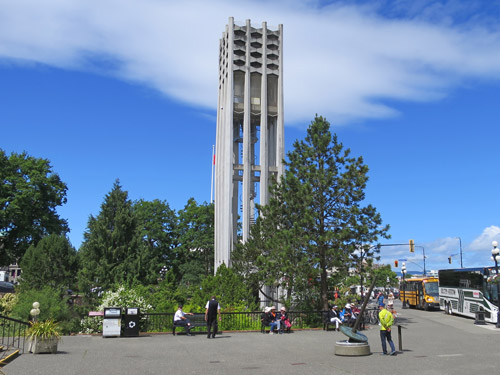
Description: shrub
26,319,62,341
0,293,18,315
10,287,76,334
79,285,152,334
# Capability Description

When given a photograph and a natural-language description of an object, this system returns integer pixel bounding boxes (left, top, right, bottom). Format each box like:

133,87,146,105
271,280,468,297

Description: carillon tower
214,17,284,271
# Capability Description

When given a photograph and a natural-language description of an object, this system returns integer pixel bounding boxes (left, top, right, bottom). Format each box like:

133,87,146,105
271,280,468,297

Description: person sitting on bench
174,305,194,336
329,305,342,331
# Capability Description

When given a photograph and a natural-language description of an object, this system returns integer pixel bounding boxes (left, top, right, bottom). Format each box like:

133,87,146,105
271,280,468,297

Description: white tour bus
438,267,499,323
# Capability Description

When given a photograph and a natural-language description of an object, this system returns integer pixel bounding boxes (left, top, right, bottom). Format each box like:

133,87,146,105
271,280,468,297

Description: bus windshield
424,281,439,297
486,283,499,305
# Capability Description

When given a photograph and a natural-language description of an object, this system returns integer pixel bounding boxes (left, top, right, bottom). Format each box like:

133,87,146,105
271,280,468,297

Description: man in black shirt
205,296,221,339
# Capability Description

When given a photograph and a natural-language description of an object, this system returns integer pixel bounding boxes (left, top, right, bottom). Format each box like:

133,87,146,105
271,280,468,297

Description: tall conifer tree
20,234,78,291
134,199,177,284
78,180,140,294
234,116,390,309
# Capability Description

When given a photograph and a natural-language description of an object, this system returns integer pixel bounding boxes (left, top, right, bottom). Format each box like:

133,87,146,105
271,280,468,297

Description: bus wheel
424,302,429,311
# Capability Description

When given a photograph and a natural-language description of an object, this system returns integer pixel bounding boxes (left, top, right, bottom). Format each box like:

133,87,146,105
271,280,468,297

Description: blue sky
1,0,500,272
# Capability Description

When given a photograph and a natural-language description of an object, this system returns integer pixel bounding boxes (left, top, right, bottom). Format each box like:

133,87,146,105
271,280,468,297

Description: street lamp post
456,237,463,268
401,262,407,309
421,246,426,276
491,241,500,328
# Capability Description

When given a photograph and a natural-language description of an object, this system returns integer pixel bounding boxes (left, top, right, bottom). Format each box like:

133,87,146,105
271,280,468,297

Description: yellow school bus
400,277,439,310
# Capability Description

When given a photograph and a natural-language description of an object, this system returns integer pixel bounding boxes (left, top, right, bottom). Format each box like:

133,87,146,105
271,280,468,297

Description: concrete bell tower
214,17,284,271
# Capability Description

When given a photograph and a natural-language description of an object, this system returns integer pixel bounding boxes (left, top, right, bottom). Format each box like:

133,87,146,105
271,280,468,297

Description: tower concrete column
215,17,284,272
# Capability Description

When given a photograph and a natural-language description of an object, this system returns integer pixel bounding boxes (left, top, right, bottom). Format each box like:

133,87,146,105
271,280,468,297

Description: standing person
205,296,221,339
328,305,342,331
377,291,385,307
378,303,396,356
174,305,194,336
388,291,395,306
387,291,395,317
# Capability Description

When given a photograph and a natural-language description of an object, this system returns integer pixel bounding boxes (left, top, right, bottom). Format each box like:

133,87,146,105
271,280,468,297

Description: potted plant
26,319,61,354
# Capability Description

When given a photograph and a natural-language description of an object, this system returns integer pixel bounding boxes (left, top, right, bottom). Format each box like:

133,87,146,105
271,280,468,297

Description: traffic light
409,239,415,253
448,256,452,264
394,260,398,268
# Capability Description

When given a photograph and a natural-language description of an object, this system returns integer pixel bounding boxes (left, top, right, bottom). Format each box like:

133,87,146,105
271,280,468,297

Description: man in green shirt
378,303,396,355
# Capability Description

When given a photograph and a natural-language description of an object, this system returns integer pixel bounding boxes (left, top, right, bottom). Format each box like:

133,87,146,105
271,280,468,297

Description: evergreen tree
176,199,214,285
134,199,177,284
20,234,78,291
234,116,390,310
78,180,141,294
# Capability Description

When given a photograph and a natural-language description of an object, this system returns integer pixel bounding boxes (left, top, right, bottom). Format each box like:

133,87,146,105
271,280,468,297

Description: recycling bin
103,307,122,337
123,307,140,337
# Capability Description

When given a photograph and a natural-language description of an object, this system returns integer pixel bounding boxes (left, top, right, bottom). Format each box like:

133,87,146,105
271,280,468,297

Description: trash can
103,307,122,337
123,307,140,337
474,311,486,325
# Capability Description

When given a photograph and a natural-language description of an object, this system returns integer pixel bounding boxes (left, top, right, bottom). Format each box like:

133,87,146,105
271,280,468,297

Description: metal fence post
397,325,403,352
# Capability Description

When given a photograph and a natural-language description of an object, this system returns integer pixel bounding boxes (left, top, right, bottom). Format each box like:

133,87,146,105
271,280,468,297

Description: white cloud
1,0,500,127
468,225,500,252
378,227,500,271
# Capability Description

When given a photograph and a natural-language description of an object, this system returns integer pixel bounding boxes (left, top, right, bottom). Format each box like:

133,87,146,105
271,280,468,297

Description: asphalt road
5,301,500,375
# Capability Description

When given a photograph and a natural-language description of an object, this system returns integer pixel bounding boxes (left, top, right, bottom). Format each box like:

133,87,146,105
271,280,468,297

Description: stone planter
29,337,59,354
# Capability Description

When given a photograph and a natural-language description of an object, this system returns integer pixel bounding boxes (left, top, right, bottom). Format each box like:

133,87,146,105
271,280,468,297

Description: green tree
78,180,141,295
20,234,78,291
176,199,214,285
134,199,177,284
190,264,257,312
233,197,311,308
373,264,399,287
143,270,188,313
0,150,68,264
234,116,390,310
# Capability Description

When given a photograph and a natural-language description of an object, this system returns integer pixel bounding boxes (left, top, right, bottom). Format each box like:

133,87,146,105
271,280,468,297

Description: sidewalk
5,305,500,375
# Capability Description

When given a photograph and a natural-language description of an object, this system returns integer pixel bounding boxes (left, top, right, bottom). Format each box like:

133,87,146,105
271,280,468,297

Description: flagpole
210,145,215,204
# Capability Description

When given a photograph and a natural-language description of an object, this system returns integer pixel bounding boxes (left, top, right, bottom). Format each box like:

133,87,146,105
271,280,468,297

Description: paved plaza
5,302,500,375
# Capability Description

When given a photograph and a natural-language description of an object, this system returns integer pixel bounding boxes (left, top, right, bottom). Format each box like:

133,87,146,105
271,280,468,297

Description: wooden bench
173,313,220,336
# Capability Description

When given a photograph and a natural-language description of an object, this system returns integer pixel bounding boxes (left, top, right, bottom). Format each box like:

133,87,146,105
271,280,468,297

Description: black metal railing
82,308,379,334
143,310,329,333
0,315,29,353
